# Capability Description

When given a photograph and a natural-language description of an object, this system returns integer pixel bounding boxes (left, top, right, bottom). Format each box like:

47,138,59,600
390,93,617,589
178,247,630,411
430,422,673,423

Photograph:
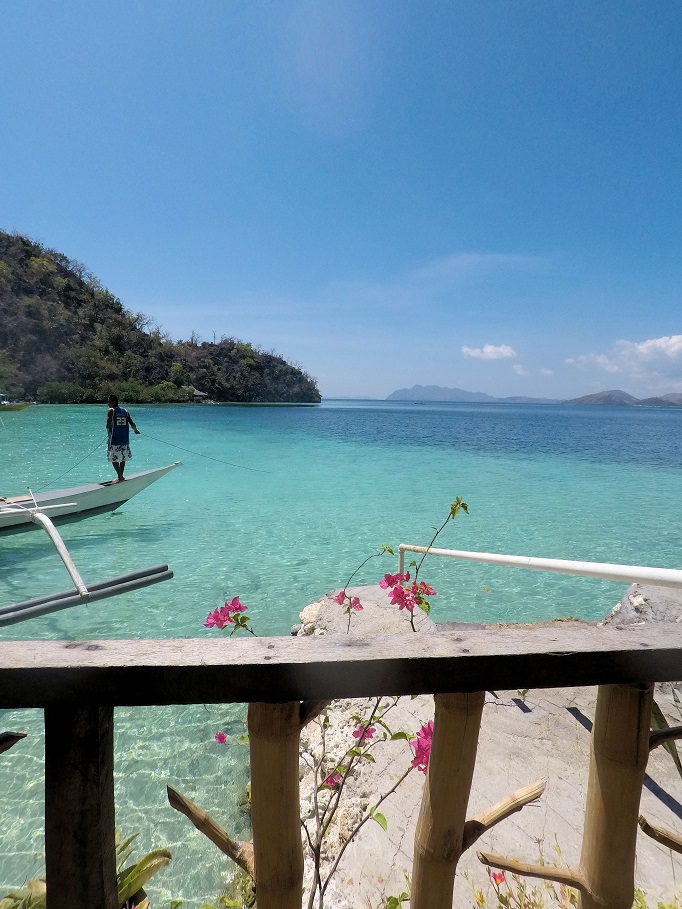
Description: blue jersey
109,407,131,447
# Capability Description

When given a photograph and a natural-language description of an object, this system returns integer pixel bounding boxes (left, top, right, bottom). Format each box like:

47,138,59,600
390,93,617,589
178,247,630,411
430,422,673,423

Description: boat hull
0,403,32,411
0,463,181,534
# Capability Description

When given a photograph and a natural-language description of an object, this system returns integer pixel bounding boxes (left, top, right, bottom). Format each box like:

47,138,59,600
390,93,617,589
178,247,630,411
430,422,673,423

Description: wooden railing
1,624,681,909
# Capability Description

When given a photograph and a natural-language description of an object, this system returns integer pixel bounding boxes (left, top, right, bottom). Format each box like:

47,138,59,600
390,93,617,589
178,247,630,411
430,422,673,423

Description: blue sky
1,2,681,399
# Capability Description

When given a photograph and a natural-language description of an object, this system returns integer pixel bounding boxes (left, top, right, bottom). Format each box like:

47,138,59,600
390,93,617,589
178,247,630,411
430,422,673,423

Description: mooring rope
137,431,269,474
35,441,107,490
26,424,268,492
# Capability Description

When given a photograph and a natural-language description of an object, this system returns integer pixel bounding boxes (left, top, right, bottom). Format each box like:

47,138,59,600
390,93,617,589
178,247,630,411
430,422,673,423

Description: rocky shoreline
292,584,682,909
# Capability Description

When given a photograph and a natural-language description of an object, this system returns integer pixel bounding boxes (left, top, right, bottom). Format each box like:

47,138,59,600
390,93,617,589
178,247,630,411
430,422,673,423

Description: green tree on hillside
0,231,321,404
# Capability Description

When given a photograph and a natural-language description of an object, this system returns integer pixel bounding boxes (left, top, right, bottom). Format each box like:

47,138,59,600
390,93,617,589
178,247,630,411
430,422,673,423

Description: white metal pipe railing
398,544,682,589
30,511,89,599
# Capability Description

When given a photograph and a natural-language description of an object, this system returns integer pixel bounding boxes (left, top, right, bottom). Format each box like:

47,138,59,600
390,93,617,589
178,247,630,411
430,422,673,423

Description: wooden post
44,705,118,909
248,702,304,909
411,691,485,909
578,683,654,909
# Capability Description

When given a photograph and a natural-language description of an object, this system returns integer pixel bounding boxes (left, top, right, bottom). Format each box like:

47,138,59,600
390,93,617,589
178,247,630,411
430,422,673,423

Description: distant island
565,389,682,407
387,385,682,408
386,385,560,404
0,231,321,404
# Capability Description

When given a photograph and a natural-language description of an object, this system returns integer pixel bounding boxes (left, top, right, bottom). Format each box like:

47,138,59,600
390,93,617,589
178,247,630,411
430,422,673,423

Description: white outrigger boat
0,462,181,625
0,462,181,534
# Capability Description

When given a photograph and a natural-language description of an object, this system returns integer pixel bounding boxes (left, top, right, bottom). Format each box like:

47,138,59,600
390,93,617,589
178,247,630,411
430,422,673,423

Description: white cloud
540,368,553,376
614,335,682,362
565,335,682,391
513,364,529,376
462,343,516,360
564,353,621,373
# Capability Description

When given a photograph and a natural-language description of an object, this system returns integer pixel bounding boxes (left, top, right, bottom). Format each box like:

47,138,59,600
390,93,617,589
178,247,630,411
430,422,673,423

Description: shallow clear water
1,401,681,903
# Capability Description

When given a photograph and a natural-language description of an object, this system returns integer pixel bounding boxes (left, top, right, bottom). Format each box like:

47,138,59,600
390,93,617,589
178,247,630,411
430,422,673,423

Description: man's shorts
107,444,132,463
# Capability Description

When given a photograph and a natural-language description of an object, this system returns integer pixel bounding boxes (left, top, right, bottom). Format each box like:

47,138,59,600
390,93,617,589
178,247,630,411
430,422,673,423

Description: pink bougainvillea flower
214,731,228,744
225,595,247,614
352,724,376,742
334,590,346,605
491,871,505,886
410,720,434,773
379,571,410,589
323,772,342,788
204,606,232,629
389,585,416,612
348,597,364,612
415,581,436,596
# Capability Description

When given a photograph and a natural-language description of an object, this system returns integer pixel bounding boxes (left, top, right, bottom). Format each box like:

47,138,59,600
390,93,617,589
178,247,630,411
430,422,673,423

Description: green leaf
390,731,412,741
418,601,430,615
450,497,469,518
362,752,376,763
372,811,388,831
117,849,172,905
382,545,395,555
115,831,140,871
236,733,250,745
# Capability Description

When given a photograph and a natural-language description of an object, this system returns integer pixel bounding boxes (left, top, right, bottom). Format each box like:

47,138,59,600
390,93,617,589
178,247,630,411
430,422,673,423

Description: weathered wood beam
479,685,654,909
411,691,485,909
638,815,682,855
44,705,117,909
578,683,654,909
0,731,26,755
462,777,546,852
0,624,679,707
248,702,304,909
167,785,255,876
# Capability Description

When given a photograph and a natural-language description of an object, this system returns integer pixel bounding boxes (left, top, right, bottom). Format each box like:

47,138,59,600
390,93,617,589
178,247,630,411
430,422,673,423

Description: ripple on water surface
1,401,681,903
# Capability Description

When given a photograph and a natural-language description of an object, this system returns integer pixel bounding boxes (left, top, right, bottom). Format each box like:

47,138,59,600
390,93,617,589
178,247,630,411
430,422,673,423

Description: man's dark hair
108,394,119,406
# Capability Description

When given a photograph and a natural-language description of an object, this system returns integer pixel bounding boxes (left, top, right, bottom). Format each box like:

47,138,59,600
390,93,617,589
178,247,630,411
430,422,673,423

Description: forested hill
0,231,321,404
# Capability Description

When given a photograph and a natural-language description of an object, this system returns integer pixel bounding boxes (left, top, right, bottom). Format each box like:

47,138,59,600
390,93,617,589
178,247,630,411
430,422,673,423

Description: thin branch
341,548,387,593
301,820,321,909
166,785,255,878
477,852,596,900
300,751,316,772
320,698,382,835
321,764,414,900
639,815,682,855
462,778,547,852
0,731,26,756
306,717,326,909
649,726,682,751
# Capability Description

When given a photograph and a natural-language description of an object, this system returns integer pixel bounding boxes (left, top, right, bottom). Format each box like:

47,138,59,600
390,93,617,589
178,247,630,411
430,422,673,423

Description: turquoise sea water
1,401,681,903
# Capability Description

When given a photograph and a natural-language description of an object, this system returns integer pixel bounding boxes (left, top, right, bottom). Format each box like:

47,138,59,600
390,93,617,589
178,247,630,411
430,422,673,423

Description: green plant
116,830,172,908
380,874,411,908
0,830,172,909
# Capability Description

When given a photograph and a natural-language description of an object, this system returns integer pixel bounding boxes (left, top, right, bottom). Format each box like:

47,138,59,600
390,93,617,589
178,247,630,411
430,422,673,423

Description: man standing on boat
106,394,140,482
